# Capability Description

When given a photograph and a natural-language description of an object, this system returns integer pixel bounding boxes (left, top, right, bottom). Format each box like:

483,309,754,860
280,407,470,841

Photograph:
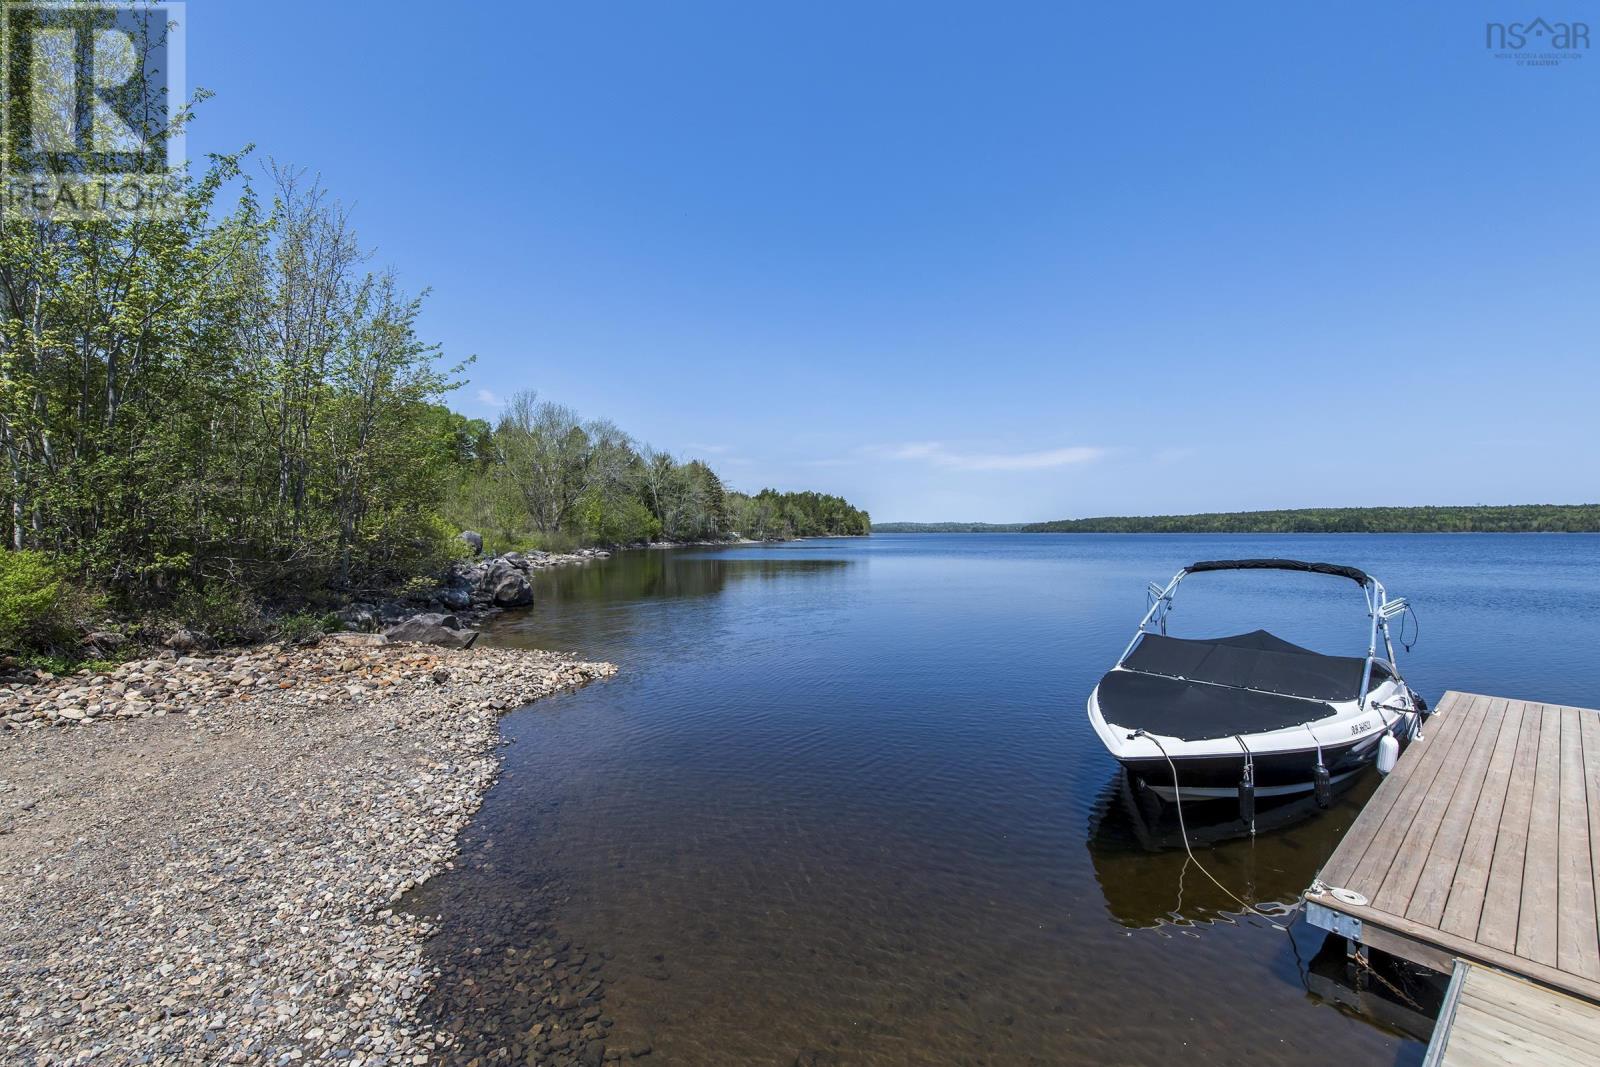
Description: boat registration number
1350,720,1373,736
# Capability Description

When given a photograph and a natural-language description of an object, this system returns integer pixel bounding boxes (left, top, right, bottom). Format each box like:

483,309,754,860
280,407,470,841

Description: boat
1087,559,1428,819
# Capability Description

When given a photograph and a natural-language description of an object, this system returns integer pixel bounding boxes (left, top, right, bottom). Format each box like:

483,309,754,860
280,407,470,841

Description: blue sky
187,3,1597,522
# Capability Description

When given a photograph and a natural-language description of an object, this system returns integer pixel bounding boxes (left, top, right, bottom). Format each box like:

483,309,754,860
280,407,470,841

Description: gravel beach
0,641,616,1066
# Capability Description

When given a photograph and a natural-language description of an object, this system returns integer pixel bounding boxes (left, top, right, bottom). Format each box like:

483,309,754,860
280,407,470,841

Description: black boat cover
1121,630,1367,701
1097,669,1336,742
1186,559,1370,585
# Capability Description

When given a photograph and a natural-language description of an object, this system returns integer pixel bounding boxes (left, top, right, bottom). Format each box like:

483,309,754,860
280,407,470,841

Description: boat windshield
1147,565,1376,659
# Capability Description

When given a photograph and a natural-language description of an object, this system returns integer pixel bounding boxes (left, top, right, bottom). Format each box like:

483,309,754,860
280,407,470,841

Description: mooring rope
1133,730,1288,931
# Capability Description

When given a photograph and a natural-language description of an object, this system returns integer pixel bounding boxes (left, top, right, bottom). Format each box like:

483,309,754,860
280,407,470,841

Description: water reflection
1085,769,1380,929
532,551,851,605
490,550,853,662
1301,935,1446,1045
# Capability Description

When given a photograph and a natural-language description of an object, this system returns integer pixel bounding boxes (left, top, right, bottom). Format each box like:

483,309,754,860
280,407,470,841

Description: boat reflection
1087,767,1450,1044
1086,767,1381,928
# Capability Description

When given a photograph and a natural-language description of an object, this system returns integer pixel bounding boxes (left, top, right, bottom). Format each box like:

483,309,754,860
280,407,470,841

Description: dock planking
1436,702,1525,939
1306,691,1600,1004
1517,704,1562,965
1478,700,1544,953
1424,960,1600,1067
1410,698,1517,930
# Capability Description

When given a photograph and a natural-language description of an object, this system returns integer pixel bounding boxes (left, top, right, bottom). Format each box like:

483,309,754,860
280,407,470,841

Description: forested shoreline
441,395,870,553
873,504,1600,534
0,106,865,660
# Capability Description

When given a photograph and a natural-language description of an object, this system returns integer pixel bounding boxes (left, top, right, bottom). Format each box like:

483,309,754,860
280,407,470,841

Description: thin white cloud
953,446,1105,471
880,441,1106,472
887,441,944,461
685,442,733,455
476,388,503,408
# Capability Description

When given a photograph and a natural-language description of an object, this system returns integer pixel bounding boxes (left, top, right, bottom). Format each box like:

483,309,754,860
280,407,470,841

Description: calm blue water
413,534,1600,1066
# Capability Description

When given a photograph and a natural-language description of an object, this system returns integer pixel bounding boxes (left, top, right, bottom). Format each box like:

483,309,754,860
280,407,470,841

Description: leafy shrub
352,508,460,590
0,550,70,652
578,494,660,546
19,653,120,675
169,582,264,645
275,611,343,643
397,574,439,601
474,528,585,555
480,531,539,556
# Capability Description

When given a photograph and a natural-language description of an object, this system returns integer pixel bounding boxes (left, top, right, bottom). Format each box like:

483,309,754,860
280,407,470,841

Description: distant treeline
444,391,871,552
875,505,1600,535
740,489,873,540
873,523,1027,533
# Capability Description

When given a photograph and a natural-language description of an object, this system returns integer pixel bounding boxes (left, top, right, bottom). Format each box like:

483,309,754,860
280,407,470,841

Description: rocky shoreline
52,538,779,668
339,540,767,652
0,639,617,1066
319,540,759,648
338,547,615,642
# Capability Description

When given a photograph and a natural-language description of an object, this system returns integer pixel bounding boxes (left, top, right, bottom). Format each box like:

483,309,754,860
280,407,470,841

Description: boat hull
1116,729,1394,800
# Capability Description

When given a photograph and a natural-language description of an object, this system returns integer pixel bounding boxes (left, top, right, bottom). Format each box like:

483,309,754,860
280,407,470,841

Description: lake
407,533,1600,1065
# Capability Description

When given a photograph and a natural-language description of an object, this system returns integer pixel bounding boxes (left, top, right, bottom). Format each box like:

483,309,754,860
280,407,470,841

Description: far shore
872,503,1600,535
870,528,1597,534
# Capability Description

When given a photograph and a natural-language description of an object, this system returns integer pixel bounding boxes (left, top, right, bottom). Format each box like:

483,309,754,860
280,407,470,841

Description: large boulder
469,556,533,608
81,630,128,652
323,631,388,648
457,530,484,557
384,613,478,649
337,602,378,632
490,571,533,608
377,600,412,624
438,564,476,610
163,628,209,652
474,557,514,593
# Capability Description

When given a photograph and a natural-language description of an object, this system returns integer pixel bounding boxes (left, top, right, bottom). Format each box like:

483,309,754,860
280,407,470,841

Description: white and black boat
1088,559,1428,819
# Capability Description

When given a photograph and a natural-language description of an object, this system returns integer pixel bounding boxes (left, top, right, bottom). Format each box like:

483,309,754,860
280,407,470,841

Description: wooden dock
1424,959,1600,1066
1306,690,1600,999
1304,691,1600,1062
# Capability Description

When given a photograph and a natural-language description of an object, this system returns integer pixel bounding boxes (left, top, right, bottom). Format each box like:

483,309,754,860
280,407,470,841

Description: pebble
0,641,618,1065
